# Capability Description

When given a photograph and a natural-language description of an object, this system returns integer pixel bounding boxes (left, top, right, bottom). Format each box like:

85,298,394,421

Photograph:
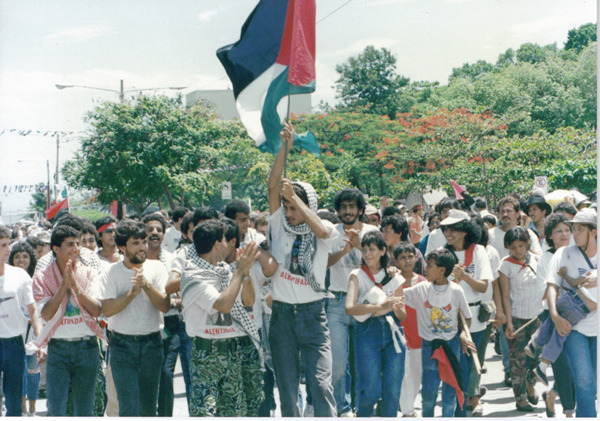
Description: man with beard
326,188,377,417
101,219,170,416
142,213,181,417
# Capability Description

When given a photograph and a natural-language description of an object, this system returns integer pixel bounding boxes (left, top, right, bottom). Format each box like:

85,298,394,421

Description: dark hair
0,226,11,240
50,225,81,251
441,218,481,249
291,183,309,206
193,206,219,226
9,242,37,276
94,215,117,231
381,206,402,218
497,196,520,213
554,201,577,216
426,248,457,277
503,226,530,249
544,213,572,250
361,231,389,269
55,214,83,233
81,222,99,242
171,207,189,223
179,212,194,238
255,215,268,227
380,215,409,241
474,197,487,210
393,242,417,260
482,214,497,227
221,217,240,248
193,220,225,255
224,200,250,220
317,210,341,224
26,235,45,249
141,213,167,232
333,188,366,213
437,198,460,213
393,199,404,207
470,216,489,246
115,219,147,248
427,212,441,228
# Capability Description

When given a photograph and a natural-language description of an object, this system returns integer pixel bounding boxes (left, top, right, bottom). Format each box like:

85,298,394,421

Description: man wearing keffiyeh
266,122,339,417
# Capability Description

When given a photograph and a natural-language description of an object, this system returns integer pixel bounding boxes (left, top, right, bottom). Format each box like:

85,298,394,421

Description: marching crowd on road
0,124,597,418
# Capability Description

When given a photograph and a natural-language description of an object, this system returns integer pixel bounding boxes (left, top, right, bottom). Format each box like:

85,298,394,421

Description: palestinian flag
45,197,69,221
217,0,320,155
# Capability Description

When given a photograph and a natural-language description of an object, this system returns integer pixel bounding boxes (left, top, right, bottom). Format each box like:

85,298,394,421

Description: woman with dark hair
440,210,493,416
345,231,406,417
9,243,40,416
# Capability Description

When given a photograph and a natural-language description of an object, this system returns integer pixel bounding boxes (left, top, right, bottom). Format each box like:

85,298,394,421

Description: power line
317,0,353,24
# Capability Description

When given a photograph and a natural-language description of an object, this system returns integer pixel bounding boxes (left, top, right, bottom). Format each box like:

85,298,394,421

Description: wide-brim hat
440,209,470,226
571,208,597,228
524,194,552,216
365,204,379,216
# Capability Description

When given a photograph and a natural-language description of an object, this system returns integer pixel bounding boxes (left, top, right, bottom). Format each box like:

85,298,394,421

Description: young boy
394,243,426,417
404,248,474,417
526,267,597,386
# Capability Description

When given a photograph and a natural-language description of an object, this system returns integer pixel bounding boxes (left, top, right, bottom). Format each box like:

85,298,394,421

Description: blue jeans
46,337,100,416
178,320,192,413
421,335,461,417
269,300,336,417
552,347,575,415
23,353,41,400
327,292,353,415
455,329,483,416
109,331,163,416
564,330,596,417
353,315,405,417
158,315,181,416
0,336,25,416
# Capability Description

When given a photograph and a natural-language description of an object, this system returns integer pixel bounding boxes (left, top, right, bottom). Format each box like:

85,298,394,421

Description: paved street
30,335,564,418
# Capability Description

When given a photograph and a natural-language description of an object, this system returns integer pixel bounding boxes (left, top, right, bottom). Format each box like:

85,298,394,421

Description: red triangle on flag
45,197,69,221
431,346,465,410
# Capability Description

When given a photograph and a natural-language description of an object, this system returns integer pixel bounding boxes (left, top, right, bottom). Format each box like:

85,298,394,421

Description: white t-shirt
0,265,35,338
102,260,168,335
404,280,471,342
425,228,446,256
268,208,339,304
488,226,543,260
183,261,266,339
546,245,597,336
499,253,543,319
448,244,493,333
329,223,378,293
162,226,182,254
350,267,404,321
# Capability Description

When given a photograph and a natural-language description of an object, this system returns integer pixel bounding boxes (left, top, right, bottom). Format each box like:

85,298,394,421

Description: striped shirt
499,253,543,319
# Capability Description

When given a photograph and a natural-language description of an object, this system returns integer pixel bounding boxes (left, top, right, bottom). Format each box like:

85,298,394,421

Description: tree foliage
565,22,596,53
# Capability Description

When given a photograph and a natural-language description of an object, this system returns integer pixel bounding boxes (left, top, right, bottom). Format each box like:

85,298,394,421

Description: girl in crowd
345,231,406,417
9,243,40,417
499,227,543,412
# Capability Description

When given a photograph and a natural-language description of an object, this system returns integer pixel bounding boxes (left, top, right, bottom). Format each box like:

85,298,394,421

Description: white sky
0,0,596,221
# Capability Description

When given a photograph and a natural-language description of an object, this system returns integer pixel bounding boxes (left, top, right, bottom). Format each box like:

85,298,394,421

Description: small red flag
450,180,465,200
431,346,465,410
45,197,69,221
110,201,118,218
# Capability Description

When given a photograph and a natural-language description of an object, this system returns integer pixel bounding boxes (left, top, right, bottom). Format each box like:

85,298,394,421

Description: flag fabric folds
217,0,320,156
431,340,465,410
45,197,69,221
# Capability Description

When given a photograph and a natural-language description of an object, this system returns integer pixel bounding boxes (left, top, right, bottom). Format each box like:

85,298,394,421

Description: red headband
97,222,116,233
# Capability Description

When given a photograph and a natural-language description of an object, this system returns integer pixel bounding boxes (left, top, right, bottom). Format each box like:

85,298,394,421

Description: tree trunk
163,186,176,209
180,189,186,206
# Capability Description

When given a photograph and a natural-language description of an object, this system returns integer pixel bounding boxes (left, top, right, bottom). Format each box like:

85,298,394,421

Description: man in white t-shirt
0,226,41,416
224,199,267,248
266,123,338,417
101,219,170,416
326,187,376,416
32,225,104,416
163,207,188,253
180,219,263,416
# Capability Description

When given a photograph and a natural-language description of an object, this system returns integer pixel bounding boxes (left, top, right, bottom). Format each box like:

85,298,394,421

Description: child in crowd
526,267,597,386
404,248,474,417
394,243,426,417
498,227,543,412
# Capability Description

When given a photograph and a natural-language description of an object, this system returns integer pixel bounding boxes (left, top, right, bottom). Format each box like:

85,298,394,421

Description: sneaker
479,386,487,399
504,371,511,387
525,341,537,358
303,404,314,418
472,403,483,417
402,412,417,417
340,411,355,417
534,365,549,387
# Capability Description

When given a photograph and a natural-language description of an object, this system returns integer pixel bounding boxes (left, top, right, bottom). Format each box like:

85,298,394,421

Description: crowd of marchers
0,124,597,418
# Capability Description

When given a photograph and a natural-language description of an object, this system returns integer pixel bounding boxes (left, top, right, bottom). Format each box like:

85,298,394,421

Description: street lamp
55,79,187,103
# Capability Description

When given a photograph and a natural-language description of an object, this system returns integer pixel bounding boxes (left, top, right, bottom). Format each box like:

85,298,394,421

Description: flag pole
283,85,292,178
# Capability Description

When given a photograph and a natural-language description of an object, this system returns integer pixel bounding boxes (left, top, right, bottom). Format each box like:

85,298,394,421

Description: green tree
450,60,495,81
334,46,409,119
29,183,48,212
565,23,597,53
